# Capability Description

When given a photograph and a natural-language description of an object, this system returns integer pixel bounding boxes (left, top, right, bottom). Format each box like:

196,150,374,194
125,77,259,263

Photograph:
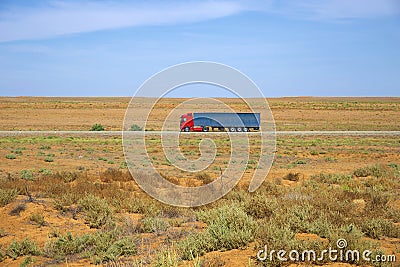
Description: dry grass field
0,97,399,266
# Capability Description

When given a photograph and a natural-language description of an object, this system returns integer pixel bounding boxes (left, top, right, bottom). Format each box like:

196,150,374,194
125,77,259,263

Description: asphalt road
0,130,399,137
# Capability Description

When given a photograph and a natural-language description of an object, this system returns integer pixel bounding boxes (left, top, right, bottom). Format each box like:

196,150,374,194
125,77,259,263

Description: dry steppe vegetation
0,97,399,266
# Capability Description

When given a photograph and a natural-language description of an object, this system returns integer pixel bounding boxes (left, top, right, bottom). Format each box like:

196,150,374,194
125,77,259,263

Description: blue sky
0,0,399,97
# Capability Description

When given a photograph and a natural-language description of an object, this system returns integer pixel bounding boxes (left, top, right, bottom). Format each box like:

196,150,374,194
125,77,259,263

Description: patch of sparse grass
30,213,46,227
44,230,137,264
38,168,52,175
284,172,301,182
19,256,34,267
361,218,400,239
129,124,142,131
21,170,34,181
0,188,18,207
179,205,257,260
44,156,54,162
353,164,395,178
194,172,213,185
5,153,16,160
90,123,105,131
153,246,179,267
6,238,40,260
243,193,279,219
140,217,170,234
78,194,113,229
311,173,352,185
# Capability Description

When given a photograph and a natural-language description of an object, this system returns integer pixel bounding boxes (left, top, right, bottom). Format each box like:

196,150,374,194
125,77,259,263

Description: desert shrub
44,231,136,264
125,197,161,217
0,188,18,207
44,232,90,257
21,170,34,180
44,156,54,162
353,164,394,178
54,193,80,212
279,204,317,233
6,238,40,260
153,246,179,267
90,123,105,131
140,217,170,234
0,250,3,262
38,168,52,176
100,168,132,182
284,172,301,182
194,172,213,185
98,237,137,263
30,213,46,227
78,194,113,228
19,256,33,267
9,204,26,216
129,124,142,131
256,221,325,266
361,218,400,239
179,205,257,260
243,193,279,219
364,189,390,211
50,171,79,183
311,173,352,185
295,159,307,165
5,153,16,160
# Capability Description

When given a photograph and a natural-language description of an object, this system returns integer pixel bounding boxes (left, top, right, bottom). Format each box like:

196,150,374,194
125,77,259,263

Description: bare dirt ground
0,97,399,267
0,97,399,131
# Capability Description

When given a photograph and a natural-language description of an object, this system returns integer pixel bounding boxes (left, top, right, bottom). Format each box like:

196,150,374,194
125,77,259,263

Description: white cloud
0,0,398,43
285,0,400,20
0,0,252,42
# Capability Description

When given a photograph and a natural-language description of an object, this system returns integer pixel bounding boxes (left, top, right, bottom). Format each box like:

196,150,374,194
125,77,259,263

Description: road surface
0,131,399,137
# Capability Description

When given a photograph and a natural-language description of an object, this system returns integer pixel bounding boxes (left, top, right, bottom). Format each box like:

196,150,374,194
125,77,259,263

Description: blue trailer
180,112,260,132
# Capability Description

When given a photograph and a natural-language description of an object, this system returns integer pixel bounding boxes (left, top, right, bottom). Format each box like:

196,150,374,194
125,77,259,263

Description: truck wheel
229,127,236,132
237,127,243,132
184,127,190,132
202,127,208,132
243,127,248,132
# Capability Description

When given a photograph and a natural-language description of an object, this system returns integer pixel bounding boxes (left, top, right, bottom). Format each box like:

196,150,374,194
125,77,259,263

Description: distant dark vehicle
180,112,260,132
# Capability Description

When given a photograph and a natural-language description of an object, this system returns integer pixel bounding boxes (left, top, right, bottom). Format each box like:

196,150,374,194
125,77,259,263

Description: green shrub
361,218,400,239
353,164,394,178
19,256,33,267
44,156,54,162
153,246,179,267
44,231,136,264
78,194,113,228
38,168,52,175
30,213,46,227
0,250,3,262
243,193,279,219
90,123,105,131
311,173,352,185
21,170,34,181
0,189,18,207
6,238,40,260
129,124,142,131
179,205,257,260
5,154,16,160
140,217,169,234
98,237,137,263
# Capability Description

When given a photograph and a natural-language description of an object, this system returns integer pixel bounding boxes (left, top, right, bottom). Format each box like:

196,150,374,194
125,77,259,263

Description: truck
180,112,260,132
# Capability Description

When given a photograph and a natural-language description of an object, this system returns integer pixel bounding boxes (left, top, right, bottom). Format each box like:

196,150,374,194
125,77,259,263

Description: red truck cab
180,113,194,131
